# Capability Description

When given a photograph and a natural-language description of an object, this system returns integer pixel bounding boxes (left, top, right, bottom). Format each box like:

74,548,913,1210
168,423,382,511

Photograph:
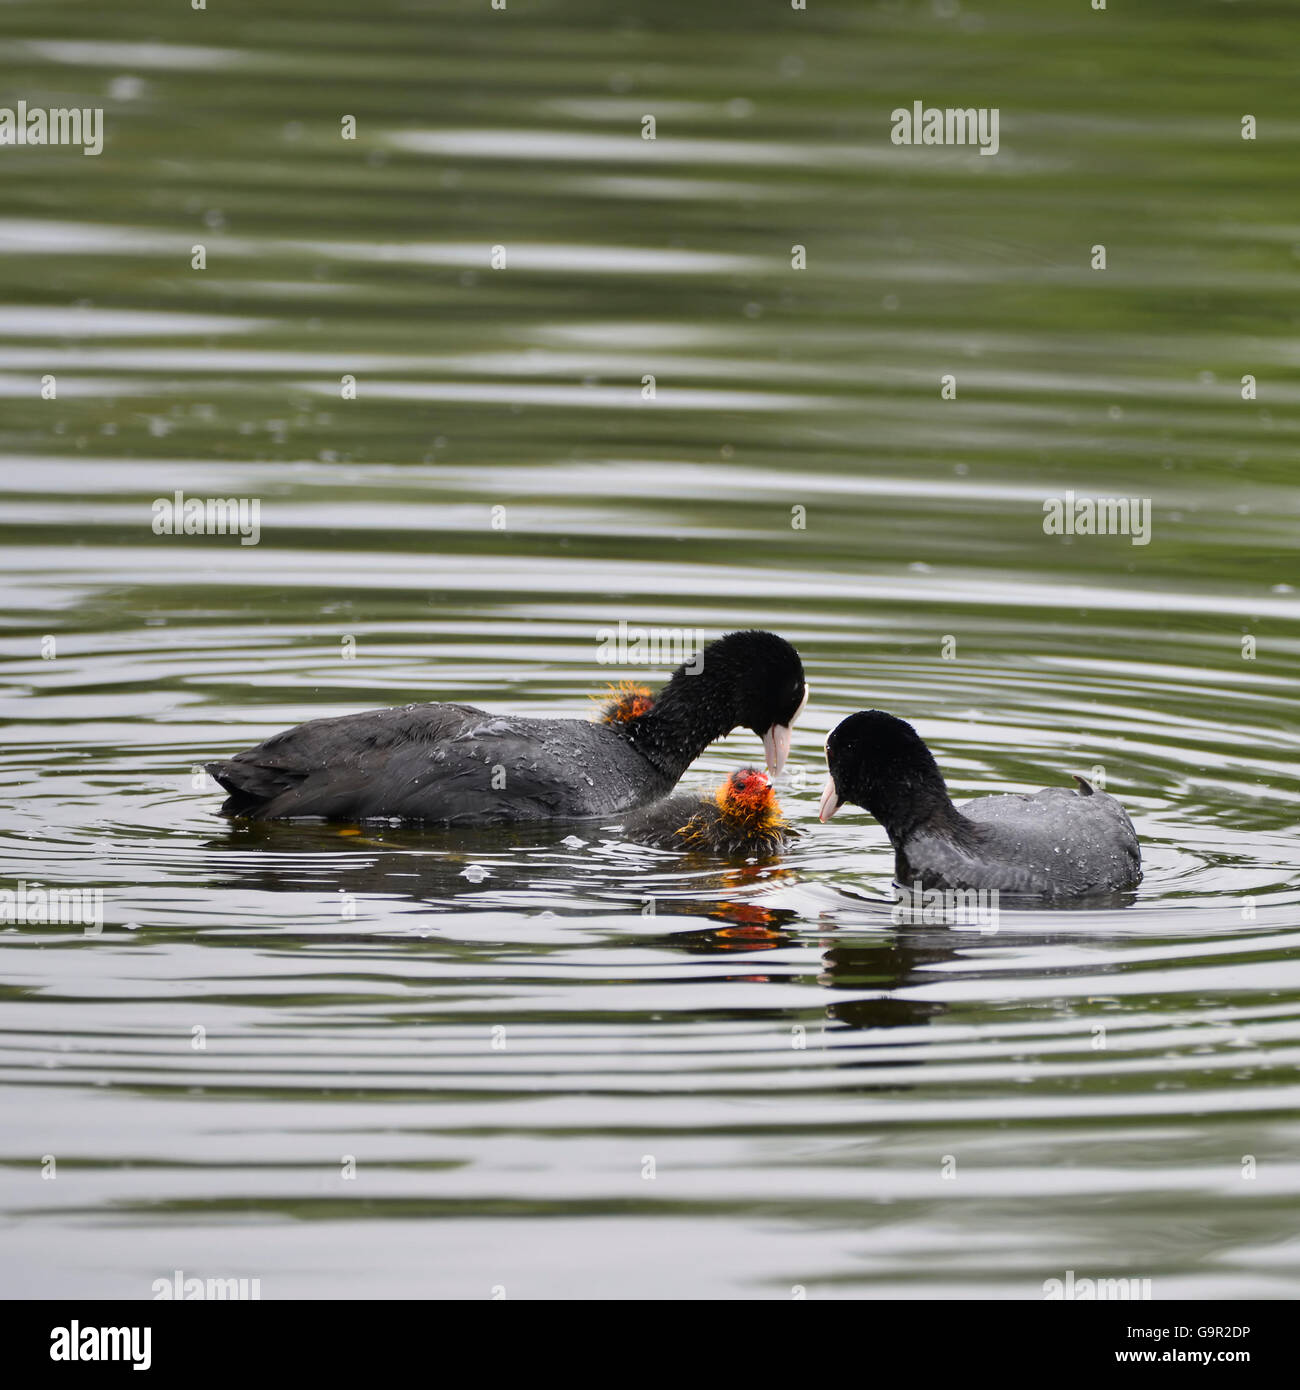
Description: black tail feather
206,760,302,817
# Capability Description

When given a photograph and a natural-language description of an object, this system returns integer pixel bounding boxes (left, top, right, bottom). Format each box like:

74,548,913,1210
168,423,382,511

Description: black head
820,710,951,836
628,630,807,777
698,630,807,772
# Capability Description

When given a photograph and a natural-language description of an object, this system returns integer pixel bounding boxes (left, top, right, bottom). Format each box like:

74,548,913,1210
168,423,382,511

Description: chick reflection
666,898,798,956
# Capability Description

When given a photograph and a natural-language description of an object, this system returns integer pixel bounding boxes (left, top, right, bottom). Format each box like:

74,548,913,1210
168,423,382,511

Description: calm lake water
1,1,1298,1299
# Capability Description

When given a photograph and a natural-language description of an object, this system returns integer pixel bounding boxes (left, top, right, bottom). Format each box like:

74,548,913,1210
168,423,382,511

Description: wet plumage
620,767,789,857
206,630,806,826
820,710,1141,898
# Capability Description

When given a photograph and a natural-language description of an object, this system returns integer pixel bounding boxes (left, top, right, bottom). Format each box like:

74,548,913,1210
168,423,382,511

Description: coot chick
621,766,789,857
593,681,654,725
820,710,1141,898
207,630,807,825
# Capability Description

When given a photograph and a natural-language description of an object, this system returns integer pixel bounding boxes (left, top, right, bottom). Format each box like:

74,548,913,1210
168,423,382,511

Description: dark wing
945,787,1140,894
207,703,656,823
899,823,1057,896
206,702,484,818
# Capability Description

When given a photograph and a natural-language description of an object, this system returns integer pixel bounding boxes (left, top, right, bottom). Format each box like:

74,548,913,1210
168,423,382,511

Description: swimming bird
819,710,1141,898
620,766,790,857
207,630,807,825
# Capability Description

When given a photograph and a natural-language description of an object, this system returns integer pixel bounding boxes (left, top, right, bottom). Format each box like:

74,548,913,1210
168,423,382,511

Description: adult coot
620,766,789,857
819,710,1141,898
207,630,807,825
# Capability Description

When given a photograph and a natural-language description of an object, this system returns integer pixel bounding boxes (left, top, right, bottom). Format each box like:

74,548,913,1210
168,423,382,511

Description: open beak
762,724,792,776
818,774,842,822
761,682,809,776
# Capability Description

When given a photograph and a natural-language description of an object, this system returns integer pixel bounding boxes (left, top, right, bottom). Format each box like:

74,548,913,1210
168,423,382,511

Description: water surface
1,0,1297,1299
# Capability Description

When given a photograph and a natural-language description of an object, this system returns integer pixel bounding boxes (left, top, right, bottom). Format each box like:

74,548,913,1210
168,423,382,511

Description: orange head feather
713,766,784,830
593,681,655,725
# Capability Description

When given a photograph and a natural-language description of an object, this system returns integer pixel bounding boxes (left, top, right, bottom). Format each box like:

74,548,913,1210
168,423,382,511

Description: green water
0,0,1297,1298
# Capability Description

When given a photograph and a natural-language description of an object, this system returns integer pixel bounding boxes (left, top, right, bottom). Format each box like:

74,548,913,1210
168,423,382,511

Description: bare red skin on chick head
714,767,781,827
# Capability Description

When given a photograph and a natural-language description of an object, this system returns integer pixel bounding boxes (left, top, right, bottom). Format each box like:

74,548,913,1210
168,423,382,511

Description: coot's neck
623,666,736,780
862,766,976,849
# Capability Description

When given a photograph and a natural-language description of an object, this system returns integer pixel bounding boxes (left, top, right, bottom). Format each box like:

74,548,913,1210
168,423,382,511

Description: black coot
820,710,1141,898
207,630,807,825
620,766,789,857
